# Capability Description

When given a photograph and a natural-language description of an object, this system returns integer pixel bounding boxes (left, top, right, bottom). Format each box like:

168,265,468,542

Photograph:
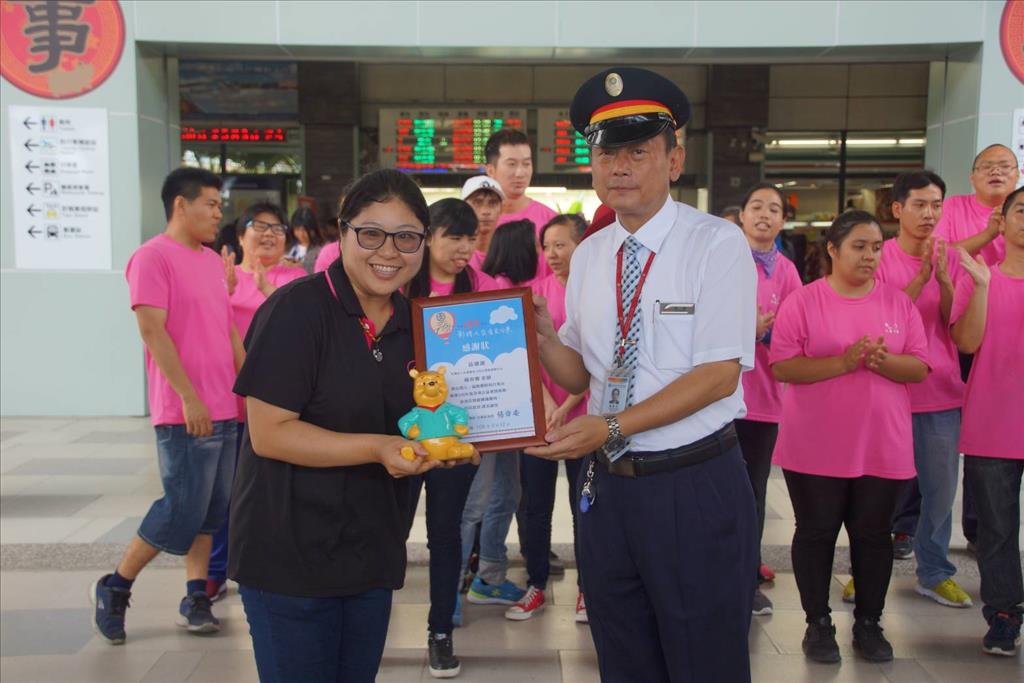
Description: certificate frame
410,288,547,454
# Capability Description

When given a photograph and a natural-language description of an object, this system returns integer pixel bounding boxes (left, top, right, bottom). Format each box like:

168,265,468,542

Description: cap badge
604,72,623,97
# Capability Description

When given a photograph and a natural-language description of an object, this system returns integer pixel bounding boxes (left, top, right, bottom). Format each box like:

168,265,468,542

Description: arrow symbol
27,226,41,238
23,116,37,129
26,182,40,195
24,161,39,173
27,204,40,217
24,139,38,152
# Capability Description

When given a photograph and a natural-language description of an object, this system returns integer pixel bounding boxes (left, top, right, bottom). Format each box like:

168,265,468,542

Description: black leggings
783,470,904,622
735,419,777,567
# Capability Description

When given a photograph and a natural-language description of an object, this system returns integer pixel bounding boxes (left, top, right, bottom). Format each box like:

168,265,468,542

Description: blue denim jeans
137,420,236,555
963,455,1024,623
911,409,961,588
239,585,392,683
208,421,245,580
460,450,521,585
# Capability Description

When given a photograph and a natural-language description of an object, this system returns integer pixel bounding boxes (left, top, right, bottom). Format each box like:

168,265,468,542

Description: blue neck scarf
751,246,779,279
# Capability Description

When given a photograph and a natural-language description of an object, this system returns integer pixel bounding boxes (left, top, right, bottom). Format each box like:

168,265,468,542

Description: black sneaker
893,534,914,560
982,612,1022,656
853,617,893,662
549,550,566,576
176,591,220,634
90,574,131,644
802,616,840,663
428,631,461,678
752,588,773,616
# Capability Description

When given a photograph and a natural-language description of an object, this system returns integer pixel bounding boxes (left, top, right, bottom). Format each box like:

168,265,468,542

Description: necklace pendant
372,348,383,363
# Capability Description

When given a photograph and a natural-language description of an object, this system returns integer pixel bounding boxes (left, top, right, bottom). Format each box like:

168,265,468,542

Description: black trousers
519,453,584,590
783,470,904,622
408,464,478,635
734,418,777,569
580,445,757,683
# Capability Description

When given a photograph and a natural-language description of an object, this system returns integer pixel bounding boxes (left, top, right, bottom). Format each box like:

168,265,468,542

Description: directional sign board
8,106,111,270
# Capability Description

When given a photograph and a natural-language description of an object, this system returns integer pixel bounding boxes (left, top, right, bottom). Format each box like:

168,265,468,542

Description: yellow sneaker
842,578,855,604
915,578,973,608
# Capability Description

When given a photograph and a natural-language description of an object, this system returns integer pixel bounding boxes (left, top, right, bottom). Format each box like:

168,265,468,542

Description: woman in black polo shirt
229,169,475,683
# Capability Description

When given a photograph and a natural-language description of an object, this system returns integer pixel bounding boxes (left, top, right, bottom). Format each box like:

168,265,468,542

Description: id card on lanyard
602,242,656,413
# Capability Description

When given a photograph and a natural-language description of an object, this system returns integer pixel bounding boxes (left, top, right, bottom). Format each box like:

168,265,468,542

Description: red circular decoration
1,0,125,99
1002,0,1024,85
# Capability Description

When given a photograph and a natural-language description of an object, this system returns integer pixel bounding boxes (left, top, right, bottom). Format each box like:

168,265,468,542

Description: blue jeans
209,421,245,580
963,456,1023,623
239,585,392,683
911,409,961,588
460,450,521,584
138,420,236,555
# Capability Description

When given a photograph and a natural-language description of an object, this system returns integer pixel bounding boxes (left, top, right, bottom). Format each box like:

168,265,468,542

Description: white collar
609,195,677,255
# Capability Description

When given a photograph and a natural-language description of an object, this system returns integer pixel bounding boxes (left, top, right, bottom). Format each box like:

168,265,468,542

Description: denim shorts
137,420,236,555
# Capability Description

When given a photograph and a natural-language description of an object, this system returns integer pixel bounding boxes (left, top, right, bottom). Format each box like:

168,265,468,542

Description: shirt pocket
651,304,695,371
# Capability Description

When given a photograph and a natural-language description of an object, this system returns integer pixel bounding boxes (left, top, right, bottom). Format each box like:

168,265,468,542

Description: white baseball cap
460,175,506,201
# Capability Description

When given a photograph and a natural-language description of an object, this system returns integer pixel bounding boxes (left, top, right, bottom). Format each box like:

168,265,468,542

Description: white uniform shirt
559,195,757,451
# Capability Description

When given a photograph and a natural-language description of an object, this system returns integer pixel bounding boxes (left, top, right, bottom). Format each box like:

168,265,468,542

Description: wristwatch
601,415,627,456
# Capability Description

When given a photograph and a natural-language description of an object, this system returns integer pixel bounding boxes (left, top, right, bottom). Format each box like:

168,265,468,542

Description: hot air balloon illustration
429,310,455,342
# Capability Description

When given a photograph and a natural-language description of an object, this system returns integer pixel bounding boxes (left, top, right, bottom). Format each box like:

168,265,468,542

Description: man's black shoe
853,617,893,662
428,631,461,679
802,616,841,663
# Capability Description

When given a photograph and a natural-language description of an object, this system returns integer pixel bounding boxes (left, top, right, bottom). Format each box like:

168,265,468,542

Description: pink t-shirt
742,255,802,422
935,194,1005,266
126,235,238,426
497,198,556,281
532,274,589,422
951,266,1024,459
313,241,341,273
769,278,929,479
427,267,500,297
876,238,965,412
230,264,307,338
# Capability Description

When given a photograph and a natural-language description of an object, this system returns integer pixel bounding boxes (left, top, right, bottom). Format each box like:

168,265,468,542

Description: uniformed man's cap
570,67,690,148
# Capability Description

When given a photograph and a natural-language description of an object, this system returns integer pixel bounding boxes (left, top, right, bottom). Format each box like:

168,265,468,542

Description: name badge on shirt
601,369,632,415
657,301,695,315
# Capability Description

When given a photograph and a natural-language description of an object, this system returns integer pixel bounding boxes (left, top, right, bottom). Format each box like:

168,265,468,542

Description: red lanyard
615,244,656,361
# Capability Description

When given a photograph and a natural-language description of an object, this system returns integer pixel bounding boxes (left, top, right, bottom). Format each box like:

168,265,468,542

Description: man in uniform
527,67,759,682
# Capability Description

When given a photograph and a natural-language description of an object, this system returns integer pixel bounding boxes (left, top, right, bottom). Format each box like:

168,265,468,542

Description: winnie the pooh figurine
399,367,476,461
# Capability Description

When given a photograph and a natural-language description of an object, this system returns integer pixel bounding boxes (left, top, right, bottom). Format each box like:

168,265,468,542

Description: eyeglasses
973,162,1017,174
247,219,288,236
343,222,428,253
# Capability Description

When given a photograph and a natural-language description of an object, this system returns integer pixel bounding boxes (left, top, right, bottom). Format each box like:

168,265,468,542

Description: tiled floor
1,417,1021,682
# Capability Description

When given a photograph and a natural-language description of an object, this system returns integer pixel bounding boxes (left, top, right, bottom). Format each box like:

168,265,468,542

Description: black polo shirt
228,260,416,598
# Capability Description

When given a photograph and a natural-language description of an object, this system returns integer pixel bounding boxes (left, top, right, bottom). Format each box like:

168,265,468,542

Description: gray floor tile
75,431,157,445
139,651,204,683
377,649,427,683
8,457,151,476
95,516,144,544
184,650,259,683
0,494,101,517
0,651,164,683
0,431,24,442
0,608,94,655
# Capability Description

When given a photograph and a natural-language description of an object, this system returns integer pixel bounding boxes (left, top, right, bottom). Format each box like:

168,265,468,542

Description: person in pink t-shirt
514,213,590,621
484,127,556,280
936,144,1020,266
875,171,975,609
313,239,341,273
406,198,498,299
480,219,539,289
461,175,505,274
950,187,1024,656
204,201,305,599
92,168,245,645
733,183,803,613
770,211,929,664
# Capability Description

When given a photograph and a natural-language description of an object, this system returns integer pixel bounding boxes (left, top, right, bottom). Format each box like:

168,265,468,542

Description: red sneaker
758,563,776,583
505,586,545,621
575,592,588,623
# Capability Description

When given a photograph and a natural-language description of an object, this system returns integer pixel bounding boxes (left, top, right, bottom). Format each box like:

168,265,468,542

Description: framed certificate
411,288,547,453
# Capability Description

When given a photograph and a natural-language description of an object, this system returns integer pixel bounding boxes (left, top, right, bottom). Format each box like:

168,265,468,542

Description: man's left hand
526,415,609,461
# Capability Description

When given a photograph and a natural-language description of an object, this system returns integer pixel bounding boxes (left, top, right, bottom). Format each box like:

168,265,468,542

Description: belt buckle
609,455,637,478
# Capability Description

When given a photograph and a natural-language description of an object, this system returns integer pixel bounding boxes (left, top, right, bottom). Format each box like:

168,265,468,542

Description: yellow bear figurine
398,367,476,461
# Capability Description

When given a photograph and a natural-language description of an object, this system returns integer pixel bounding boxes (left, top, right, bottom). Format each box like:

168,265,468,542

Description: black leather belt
595,423,738,478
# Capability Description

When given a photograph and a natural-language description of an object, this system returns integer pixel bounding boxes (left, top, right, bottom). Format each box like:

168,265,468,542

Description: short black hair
540,214,588,247
160,167,222,219
740,182,786,211
485,128,531,165
719,206,742,221
428,198,478,238
337,169,429,233
891,171,947,204
823,210,881,272
235,201,289,239
1002,186,1024,216
972,143,1016,169
482,219,538,284
659,126,677,154
290,207,325,247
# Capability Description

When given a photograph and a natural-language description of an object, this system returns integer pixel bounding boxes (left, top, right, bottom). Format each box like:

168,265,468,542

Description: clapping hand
958,248,991,287
863,336,889,372
221,246,237,296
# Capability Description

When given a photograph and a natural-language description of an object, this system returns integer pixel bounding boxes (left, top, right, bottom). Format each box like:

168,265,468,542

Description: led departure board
379,108,525,172
536,108,591,174
180,126,288,143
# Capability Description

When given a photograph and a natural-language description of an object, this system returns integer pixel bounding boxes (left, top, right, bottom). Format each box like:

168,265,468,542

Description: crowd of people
89,65,1021,683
